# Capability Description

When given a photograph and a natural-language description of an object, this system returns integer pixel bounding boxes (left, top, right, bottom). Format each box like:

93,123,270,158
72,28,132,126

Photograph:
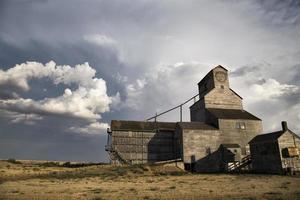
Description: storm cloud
0,0,300,162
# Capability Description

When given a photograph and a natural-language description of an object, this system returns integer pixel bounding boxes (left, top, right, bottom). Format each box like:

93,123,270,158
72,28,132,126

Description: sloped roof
230,88,243,99
177,122,217,130
249,131,284,143
249,129,300,144
213,65,228,71
111,120,176,131
207,108,261,120
198,65,228,86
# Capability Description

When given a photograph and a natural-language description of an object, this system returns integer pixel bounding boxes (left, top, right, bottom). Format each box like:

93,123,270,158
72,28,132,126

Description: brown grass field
0,159,300,200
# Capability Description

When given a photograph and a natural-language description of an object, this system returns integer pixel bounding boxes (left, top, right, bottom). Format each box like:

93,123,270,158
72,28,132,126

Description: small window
236,122,246,130
240,122,246,129
282,147,300,158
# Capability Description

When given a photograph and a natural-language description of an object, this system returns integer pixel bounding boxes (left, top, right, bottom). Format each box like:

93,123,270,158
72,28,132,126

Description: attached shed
249,121,300,174
107,120,178,164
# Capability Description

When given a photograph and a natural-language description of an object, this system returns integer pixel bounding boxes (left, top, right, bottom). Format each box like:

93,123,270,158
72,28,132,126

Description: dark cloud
0,0,300,162
0,37,133,100
0,114,108,162
256,0,300,25
0,91,19,100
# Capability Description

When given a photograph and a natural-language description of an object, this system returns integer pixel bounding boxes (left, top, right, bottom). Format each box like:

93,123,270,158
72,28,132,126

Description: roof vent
281,121,288,131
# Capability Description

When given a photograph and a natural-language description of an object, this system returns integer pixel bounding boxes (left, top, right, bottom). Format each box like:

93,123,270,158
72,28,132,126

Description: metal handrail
146,93,199,121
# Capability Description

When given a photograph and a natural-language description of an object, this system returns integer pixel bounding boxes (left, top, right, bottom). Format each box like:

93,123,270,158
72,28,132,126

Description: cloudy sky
0,0,300,162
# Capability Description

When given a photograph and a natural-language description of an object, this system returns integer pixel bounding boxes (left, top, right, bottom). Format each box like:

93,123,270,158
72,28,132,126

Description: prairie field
0,159,300,200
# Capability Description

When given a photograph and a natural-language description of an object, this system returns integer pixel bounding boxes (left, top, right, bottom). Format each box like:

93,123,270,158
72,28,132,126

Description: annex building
106,66,300,174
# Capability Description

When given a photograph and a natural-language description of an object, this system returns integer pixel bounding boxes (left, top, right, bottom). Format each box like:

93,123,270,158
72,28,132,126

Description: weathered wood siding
250,141,282,174
174,126,183,160
250,130,300,174
197,67,242,110
198,67,230,98
190,100,205,122
181,129,221,163
278,131,300,171
211,67,229,89
219,119,263,155
198,70,215,98
204,88,243,110
111,130,178,164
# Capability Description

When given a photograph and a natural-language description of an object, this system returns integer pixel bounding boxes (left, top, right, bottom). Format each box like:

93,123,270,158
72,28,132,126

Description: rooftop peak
213,65,228,71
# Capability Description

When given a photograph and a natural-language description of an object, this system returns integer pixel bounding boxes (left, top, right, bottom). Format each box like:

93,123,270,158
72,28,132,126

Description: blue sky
0,0,300,162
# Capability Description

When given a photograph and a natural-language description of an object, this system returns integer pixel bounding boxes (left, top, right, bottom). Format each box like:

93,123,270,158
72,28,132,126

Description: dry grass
0,160,300,200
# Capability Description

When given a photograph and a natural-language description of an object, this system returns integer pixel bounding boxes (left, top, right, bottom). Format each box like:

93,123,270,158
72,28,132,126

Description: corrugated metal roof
207,108,261,120
177,122,217,130
111,120,176,131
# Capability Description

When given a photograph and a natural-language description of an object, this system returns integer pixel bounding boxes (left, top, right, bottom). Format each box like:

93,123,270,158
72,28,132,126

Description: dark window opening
184,163,191,171
184,163,195,172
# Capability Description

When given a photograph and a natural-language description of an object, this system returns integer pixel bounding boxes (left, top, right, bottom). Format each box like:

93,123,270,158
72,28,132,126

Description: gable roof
230,88,243,99
249,131,284,143
213,65,228,71
177,122,217,130
197,65,227,86
250,129,300,144
111,120,176,132
207,108,261,120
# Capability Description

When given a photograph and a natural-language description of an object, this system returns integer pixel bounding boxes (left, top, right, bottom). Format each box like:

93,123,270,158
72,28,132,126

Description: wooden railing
228,155,251,172
106,145,131,165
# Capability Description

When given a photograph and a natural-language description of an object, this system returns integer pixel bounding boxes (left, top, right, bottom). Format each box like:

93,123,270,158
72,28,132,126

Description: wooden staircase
105,145,131,165
228,155,252,172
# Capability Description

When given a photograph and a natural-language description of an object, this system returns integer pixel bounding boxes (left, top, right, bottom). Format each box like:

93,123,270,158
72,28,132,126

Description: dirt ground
0,160,300,200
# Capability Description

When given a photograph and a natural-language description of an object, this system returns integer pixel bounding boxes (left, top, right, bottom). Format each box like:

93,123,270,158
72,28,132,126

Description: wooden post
180,105,182,122
142,132,144,164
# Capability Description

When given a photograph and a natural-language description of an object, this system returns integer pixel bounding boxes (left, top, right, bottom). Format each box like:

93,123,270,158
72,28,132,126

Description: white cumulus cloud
4,111,43,126
0,61,115,133
249,79,298,101
69,122,109,135
0,61,97,91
